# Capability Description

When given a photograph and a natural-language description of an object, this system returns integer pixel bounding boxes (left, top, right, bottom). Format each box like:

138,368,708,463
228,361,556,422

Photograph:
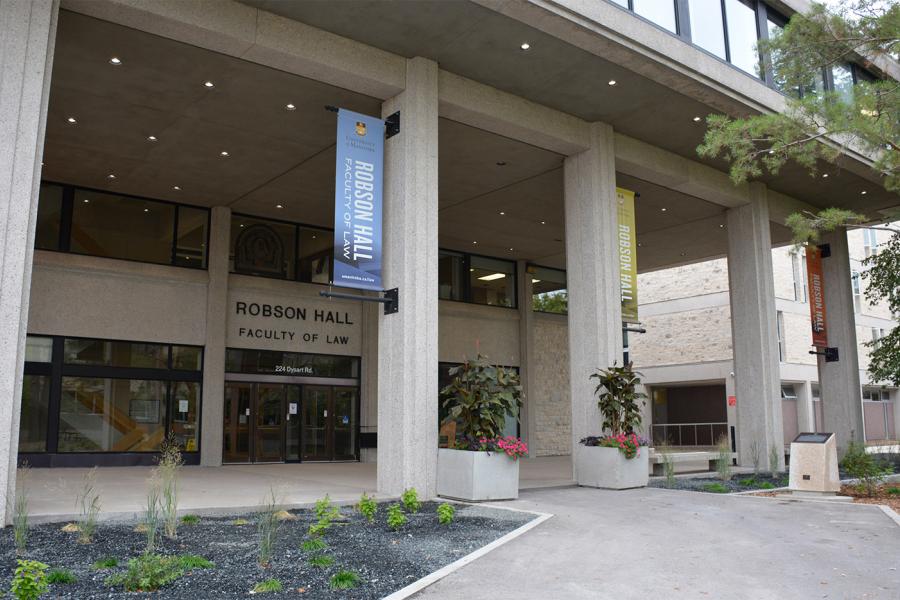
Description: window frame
437,248,519,310
528,263,568,315
38,181,211,270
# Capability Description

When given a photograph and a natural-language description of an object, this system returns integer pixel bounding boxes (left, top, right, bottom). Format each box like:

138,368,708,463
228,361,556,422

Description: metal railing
651,422,729,447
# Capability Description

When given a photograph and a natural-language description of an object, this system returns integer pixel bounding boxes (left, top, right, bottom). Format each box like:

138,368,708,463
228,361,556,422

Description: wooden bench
649,450,737,475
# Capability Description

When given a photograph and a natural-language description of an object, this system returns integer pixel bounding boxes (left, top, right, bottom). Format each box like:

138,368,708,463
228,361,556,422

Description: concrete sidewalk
414,486,900,600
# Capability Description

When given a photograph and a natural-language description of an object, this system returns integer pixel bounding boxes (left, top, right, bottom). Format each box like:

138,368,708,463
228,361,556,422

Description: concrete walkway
23,456,574,522
414,486,900,600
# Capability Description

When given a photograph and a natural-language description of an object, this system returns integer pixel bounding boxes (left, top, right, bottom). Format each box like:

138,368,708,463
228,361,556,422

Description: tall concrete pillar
564,122,623,479
200,206,230,466
0,0,58,522
726,183,784,469
797,380,815,433
817,229,863,452
360,300,378,464
516,260,536,452
377,57,439,497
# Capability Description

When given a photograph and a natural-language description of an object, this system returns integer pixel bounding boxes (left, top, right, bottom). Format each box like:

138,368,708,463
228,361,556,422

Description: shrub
308,519,331,537
76,468,101,544
357,493,377,523
590,362,646,437
314,494,340,521
144,472,161,553
180,514,200,525
158,433,183,539
46,569,76,585
715,436,732,481
13,464,29,555
841,441,891,497
456,435,529,458
701,483,729,494
739,477,756,487
10,559,48,600
309,554,335,568
178,554,214,570
301,538,328,552
330,570,360,590
437,503,455,525
769,444,782,475
759,482,776,490
252,579,283,594
888,487,900,495
257,489,280,567
106,554,183,592
92,557,118,570
401,488,421,513
386,503,407,530
440,355,522,439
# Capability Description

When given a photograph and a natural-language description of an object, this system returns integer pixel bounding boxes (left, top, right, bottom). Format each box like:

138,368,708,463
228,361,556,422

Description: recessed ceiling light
637,242,642,247
276,204,283,209
240,224,245,228
109,57,122,65
692,116,702,122
203,81,215,88
173,185,181,191
719,224,725,228
499,211,505,215
508,247,514,251
472,241,478,245
312,234,317,239
143,208,149,213
540,220,546,225
107,174,116,180
822,173,829,178
768,149,775,154
680,252,686,257
285,103,296,111
496,161,507,166
861,190,867,195
661,207,667,212
608,80,617,86
147,135,157,142
220,151,229,157
520,42,530,50
66,117,77,124
83,199,89,204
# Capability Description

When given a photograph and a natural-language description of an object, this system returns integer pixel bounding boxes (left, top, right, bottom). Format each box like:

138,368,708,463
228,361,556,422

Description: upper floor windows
530,265,568,314
35,182,209,268
438,250,517,309
790,249,808,303
229,214,332,284
633,0,677,34
864,229,878,257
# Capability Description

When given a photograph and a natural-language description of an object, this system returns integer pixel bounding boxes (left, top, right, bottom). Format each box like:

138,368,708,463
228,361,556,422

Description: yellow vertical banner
617,187,638,323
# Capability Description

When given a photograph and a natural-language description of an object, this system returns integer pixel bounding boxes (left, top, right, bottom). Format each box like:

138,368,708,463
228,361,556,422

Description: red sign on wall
806,247,828,348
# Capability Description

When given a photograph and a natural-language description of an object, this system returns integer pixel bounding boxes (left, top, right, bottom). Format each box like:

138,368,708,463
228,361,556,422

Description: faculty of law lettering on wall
226,293,362,356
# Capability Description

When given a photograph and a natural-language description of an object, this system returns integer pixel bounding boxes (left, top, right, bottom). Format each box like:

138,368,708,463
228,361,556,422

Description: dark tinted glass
64,338,169,369
230,215,296,279
35,183,63,250
175,205,208,268
298,226,332,284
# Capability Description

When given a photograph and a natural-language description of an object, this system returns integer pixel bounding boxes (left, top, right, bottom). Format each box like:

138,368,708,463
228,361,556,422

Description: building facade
1,0,898,522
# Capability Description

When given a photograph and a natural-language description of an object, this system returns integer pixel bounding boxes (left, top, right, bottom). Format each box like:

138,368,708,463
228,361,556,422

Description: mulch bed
649,474,789,494
841,483,900,512
2,502,535,598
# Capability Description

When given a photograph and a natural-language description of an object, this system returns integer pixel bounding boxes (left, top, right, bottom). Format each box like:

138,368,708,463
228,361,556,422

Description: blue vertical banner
333,108,385,291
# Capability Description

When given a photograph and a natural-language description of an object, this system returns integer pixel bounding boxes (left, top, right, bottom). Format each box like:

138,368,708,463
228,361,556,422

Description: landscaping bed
1,501,536,598
649,474,789,494
841,483,900,512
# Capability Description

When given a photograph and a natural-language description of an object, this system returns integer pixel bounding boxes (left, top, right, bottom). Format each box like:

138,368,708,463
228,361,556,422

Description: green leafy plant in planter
579,363,648,458
440,354,524,448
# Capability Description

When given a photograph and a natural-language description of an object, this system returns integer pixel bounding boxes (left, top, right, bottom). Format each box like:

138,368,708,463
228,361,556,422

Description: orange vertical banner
806,246,828,347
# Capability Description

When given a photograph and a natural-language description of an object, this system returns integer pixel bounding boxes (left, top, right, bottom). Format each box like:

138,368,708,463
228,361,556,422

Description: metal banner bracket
817,243,831,258
809,347,839,362
320,288,399,315
385,111,400,139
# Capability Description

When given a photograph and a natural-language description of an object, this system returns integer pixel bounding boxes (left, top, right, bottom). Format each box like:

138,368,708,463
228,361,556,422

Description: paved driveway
415,486,900,600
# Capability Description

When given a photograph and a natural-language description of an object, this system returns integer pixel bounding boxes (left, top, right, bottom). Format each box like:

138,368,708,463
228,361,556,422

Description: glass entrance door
224,382,291,463
302,386,358,461
254,384,285,462
333,387,358,460
223,382,251,463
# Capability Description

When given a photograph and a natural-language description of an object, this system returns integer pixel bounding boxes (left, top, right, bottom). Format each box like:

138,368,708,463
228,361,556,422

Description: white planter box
437,448,519,501
574,444,649,489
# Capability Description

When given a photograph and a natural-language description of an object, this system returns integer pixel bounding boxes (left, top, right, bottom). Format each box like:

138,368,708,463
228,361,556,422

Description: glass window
800,70,826,98
851,270,862,312
689,0,726,59
791,250,807,302
172,345,202,371
18,374,50,452
776,310,785,362
171,381,200,452
725,0,760,76
58,377,167,452
766,18,787,91
780,384,797,400
633,0,677,33
25,336,53,363
71,189,176,264
298,227,332,284
225,348,360,379
831,64,854,104
469,255,516,308
864,229,878,257
64,338,169,369
609,0,628,6
439,250,466,301
230,215,296,279
174,205,208,268
35,183,63,250
530,265,567,314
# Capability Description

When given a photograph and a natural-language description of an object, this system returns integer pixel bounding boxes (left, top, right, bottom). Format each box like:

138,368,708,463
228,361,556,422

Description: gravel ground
1,501,536,599
649,474,790,493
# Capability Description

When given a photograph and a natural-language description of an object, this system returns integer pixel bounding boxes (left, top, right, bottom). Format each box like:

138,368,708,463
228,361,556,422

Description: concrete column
360,301,378,464
377,57,439,497
517,260,536,451
0,0,58,522
817,229,864,452
797,380,815,432
725,370,737,449
726,183,784,469
200,206,230,466
564,122,623,478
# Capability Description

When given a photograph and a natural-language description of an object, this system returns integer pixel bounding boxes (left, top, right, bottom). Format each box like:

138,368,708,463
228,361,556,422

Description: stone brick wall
530,315,571,456
630,305,733,367
782,310,816,365
638,258,728,303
